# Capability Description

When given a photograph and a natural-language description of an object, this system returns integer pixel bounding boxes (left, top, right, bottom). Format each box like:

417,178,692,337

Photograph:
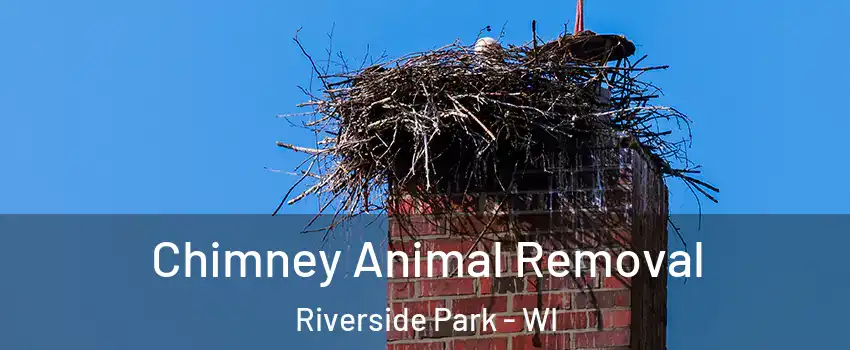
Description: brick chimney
386,137,668,350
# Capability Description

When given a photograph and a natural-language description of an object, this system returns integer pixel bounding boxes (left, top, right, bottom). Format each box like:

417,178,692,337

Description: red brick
603,276,630,289
573,290,630,309
481,276,524,295
388,342,445,350
482,315,525,334
422,239,475,255
526,275,596,292
389,216,442,237
510,335,536,350
575,330,630,348
541,333,572,348
480,277,492,294
421,278,475,297
451,337,508,350
469,254,509,275
389,282,416,300
507,256,518,273
525,276,542,292
389,194,478,216
387,198,417,216
512,333,571,349
588,311,598,329
556,311,590,330
601,309,631,329
391,259,443,279
445,214,509,235
389,242,418,256
510,251,575,275
390,194,479,215
451,296,508,314
392,300,446,318
513,293,570,311
517,253,571,275
387,328,415,341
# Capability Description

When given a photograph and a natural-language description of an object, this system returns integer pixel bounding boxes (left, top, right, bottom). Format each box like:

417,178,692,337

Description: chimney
282,29,695,350
387,138,668,350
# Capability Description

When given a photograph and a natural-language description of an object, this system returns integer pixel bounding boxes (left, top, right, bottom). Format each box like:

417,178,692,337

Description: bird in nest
472,37,506,67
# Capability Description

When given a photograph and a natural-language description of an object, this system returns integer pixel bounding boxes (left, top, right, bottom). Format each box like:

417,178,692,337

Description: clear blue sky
3,0,848,214
1,1,849,349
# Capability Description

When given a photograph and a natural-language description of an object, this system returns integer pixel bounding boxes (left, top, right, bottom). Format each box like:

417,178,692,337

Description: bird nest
277,30,717,230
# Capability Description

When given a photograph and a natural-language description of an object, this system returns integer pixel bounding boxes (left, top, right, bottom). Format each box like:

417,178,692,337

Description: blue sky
1,1,849,349
3,0,848,214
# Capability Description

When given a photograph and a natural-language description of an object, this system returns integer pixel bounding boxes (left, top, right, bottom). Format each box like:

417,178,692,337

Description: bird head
473,37,500,55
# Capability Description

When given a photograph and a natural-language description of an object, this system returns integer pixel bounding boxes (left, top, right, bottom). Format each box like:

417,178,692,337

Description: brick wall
387,143,668,350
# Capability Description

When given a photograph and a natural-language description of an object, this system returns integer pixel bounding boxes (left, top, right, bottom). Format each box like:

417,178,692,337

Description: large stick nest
277,30,717,228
